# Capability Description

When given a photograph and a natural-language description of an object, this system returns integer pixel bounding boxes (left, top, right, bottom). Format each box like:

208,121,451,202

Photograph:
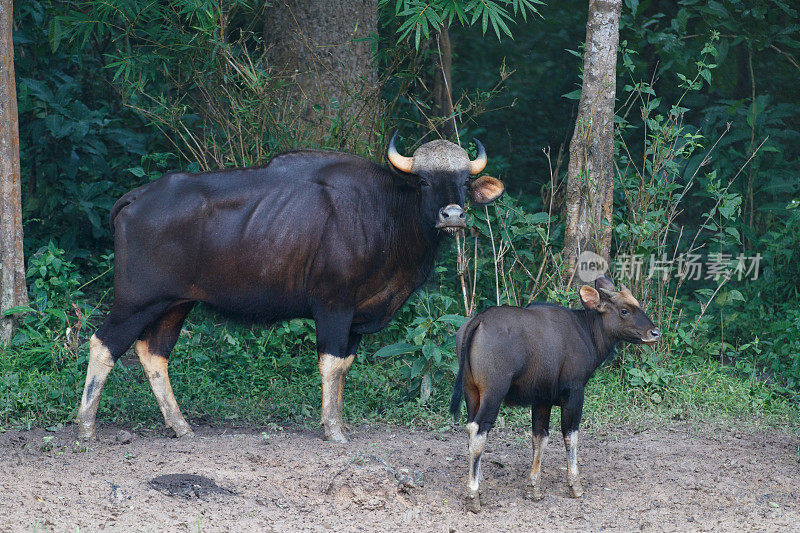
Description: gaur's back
462,304,596,405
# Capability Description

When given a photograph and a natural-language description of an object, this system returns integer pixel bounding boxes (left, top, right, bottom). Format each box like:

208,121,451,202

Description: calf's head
580,276,661,345
387,132,505,235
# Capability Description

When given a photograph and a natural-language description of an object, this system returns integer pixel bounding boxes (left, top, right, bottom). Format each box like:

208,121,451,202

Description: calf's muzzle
642,327,661,344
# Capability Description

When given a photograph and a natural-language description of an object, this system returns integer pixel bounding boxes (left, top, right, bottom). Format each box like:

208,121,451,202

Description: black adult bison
76,134,505,443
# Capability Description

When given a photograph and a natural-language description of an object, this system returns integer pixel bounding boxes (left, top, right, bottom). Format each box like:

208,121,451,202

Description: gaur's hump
266,149,372,168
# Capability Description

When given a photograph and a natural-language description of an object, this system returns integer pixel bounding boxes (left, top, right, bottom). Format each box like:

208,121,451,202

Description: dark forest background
3,0,798,430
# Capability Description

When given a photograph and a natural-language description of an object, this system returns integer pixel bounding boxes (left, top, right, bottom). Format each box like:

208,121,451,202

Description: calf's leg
135,302,195,438
561,387,585,498
525,404,552,501
464,391,504,513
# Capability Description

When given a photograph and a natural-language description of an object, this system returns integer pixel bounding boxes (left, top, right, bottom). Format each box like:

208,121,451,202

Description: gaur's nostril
437,204,466,228
440,206,464,219
650,329,661,338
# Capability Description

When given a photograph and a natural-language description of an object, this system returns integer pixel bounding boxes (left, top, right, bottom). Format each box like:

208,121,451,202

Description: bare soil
0,421,797,532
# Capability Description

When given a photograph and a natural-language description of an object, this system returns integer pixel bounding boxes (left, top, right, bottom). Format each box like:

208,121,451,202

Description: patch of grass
2,309,798,436
493,358,800,437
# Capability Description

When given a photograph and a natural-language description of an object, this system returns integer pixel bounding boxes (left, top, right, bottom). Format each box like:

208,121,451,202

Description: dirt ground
0,421,797,532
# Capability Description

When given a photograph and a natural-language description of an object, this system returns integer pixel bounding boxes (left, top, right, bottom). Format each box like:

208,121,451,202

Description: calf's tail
449,317,480,419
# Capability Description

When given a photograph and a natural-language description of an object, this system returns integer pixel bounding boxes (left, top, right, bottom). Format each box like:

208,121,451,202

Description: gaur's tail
449,316,481,419
108,184,147,236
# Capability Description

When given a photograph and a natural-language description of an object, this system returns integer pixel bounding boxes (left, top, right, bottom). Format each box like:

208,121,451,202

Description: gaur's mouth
639,335,661,345
435,222,466,235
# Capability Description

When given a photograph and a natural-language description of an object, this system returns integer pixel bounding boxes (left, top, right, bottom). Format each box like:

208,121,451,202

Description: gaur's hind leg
561,387,585,498
135,302,195,438
76,302,172,440
76,335,116,440
464,390,504,513
525,404,552,501
314,306,356,443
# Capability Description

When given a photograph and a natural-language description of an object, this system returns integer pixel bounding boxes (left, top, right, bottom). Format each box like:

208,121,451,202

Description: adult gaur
76,134,505,443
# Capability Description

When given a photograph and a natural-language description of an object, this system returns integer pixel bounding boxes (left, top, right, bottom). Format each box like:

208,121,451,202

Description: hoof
171,421,194,439
524,484,544,501
466,492,481,513
567,481,584,498
175,428,195,439
324,430,349,444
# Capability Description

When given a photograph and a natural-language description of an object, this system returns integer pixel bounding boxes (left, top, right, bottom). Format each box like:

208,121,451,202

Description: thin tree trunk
263,0,379,151
0,0,28,345
432,25,455,138
562,0,622,284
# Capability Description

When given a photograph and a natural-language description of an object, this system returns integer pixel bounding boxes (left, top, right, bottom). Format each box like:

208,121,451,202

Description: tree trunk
263,0,380,151
562,0,622,284
432,25,456,138
0,0,27,345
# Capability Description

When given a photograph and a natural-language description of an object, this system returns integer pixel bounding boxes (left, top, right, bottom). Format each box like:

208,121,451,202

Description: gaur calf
449,276,660,512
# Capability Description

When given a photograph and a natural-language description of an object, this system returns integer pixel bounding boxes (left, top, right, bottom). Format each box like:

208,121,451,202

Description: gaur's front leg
525,404,552,501
561,387,585,498
314,305,356,443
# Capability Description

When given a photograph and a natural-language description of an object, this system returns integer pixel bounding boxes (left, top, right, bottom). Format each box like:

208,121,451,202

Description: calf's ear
594,275,616,292
580,285,601,310
469,176,505,204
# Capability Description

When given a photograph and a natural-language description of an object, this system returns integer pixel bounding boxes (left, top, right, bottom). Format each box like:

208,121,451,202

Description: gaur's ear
580,286,601,310
469,175,505,204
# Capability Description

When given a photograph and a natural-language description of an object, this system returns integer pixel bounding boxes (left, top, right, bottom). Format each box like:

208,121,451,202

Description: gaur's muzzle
436,204,466,233
642,327,661,345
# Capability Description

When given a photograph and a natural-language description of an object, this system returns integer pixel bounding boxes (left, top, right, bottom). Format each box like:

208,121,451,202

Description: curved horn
387,131,414,173
469,138,487,175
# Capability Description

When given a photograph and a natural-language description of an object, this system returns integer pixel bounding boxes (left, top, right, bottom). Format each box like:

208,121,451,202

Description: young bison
449,276,660,512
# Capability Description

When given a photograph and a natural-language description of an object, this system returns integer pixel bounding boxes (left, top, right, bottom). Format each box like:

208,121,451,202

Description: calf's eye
620,309,629,317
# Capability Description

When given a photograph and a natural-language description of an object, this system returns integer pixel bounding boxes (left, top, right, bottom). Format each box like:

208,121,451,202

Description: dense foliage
2,0,798,430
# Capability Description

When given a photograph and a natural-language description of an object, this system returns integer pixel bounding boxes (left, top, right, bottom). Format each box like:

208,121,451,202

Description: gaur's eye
620,308,630,317
418,179,431,188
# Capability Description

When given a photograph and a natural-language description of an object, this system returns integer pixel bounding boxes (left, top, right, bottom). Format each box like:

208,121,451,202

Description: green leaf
127,166,147,178
373,342,418,358
410,356,426,378
422,343,442,364
726,289,745,302
437,314,469,327
529,212,551,224
1,306,38,317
